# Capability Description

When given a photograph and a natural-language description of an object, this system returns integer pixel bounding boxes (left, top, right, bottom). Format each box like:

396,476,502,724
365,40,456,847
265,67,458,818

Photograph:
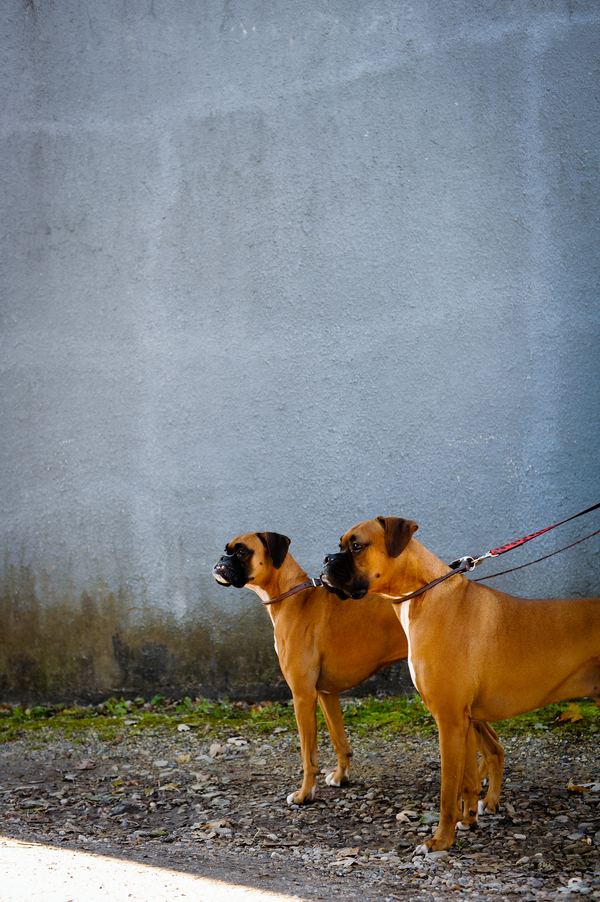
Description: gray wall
1,0,599,701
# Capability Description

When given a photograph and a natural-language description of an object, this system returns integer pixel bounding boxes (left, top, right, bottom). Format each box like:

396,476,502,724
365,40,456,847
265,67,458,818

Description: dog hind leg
473,721,504,814
317,692,353,787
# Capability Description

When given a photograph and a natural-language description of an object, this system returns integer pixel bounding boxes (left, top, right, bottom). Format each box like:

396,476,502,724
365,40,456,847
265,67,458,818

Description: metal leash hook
449,552,493,573
449,556,475,572
448,556,474,572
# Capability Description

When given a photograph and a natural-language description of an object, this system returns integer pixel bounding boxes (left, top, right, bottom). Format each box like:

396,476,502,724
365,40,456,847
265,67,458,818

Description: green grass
0,694,598,744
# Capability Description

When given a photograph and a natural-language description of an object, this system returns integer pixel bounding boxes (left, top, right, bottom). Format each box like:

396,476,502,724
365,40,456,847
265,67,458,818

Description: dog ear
257,532,291,569
376,517,418,558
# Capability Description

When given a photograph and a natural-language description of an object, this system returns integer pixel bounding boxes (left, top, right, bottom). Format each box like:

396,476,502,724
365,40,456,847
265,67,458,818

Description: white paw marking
344,767,350,779
325,772,340,787
415,843,429,855
287,792,296,805
478,800,486,816
456,820,470,832
310,785,316,800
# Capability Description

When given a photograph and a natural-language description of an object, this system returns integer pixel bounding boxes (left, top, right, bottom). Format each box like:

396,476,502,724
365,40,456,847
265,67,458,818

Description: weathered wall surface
1,1,599,702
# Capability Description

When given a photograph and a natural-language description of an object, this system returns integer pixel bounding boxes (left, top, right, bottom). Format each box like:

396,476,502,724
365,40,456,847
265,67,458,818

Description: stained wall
1,1,599,700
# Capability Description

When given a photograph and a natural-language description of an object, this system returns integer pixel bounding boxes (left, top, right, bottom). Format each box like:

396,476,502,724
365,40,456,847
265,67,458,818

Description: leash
261,578,324,606
474,527,600,582
476,501,600,559
394,502,600,604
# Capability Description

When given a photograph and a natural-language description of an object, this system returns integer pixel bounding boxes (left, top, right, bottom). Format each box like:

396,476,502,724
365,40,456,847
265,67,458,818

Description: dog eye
351,543,362,552
236,548,248,557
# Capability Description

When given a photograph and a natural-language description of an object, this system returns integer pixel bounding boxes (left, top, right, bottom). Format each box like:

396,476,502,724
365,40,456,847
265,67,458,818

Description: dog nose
323,554,334,564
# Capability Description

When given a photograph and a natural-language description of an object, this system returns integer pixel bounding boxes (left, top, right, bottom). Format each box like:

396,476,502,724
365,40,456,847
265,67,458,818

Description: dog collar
261,578,323,606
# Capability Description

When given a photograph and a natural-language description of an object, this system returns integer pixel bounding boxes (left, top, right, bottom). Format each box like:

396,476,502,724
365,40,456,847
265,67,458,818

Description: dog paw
325,767,349,787
416,840,451,856
287,785,316,806
480,799,497,815
478,800,486,816
456,820,471,832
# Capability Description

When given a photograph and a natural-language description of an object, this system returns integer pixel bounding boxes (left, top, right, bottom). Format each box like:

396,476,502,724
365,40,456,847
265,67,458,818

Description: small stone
177,724,191,732
209,743,227,758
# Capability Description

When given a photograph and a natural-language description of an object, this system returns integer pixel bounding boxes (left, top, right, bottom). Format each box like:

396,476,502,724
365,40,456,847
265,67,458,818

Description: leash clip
449,556,476,573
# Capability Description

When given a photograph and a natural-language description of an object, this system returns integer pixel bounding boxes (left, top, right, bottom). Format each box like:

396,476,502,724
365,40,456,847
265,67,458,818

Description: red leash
474,526,600,582
448,501,600,582
482,501,600,558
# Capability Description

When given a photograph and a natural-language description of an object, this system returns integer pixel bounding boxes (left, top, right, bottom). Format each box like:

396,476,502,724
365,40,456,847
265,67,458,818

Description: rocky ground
1,706,600,901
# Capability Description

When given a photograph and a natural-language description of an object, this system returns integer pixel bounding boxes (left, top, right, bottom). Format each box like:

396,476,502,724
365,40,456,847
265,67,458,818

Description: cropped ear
257,532,291,569
376,517,418,558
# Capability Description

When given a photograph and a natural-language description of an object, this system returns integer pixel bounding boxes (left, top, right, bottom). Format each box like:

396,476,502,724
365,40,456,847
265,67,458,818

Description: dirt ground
1,712,600,901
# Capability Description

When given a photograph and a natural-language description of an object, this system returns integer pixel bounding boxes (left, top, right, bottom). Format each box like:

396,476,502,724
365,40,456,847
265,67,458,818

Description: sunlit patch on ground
0,837,303,902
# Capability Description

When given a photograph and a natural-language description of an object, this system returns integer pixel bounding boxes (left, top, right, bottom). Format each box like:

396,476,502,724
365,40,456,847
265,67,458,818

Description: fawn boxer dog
321,516,600,853
213,531,504,815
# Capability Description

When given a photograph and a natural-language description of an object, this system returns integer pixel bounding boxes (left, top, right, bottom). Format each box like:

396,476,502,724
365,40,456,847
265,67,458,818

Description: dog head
320,516,418,598
213,532,291,589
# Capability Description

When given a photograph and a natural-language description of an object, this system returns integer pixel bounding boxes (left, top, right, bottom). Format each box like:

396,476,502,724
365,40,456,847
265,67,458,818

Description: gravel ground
1,710,600,901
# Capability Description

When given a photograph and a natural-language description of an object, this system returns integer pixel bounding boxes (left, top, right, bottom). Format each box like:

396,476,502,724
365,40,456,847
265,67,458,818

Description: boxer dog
213,531,504,815
321,516,600,853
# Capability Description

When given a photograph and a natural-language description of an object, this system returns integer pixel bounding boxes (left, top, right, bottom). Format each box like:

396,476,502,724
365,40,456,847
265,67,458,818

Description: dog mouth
321,561,369,600
321,572,367,600
213,564,232,586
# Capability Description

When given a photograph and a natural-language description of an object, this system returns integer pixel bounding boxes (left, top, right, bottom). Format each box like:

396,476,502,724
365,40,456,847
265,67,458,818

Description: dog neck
246,553,309,609
377,538,451,600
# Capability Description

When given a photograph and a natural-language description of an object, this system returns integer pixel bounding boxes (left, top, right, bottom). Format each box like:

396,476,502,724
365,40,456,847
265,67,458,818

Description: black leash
394,502,600,603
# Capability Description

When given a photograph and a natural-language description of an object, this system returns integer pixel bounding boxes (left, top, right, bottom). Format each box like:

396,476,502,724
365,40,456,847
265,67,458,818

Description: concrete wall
1,0,599,702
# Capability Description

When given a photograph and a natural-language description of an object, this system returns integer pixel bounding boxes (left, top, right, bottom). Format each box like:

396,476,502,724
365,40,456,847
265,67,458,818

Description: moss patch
2,693,599,745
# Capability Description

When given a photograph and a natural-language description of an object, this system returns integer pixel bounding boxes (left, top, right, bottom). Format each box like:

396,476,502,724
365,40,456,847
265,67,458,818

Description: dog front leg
287,691,320,805
417,715,468,854
317,692,353,787
459,722,481,830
